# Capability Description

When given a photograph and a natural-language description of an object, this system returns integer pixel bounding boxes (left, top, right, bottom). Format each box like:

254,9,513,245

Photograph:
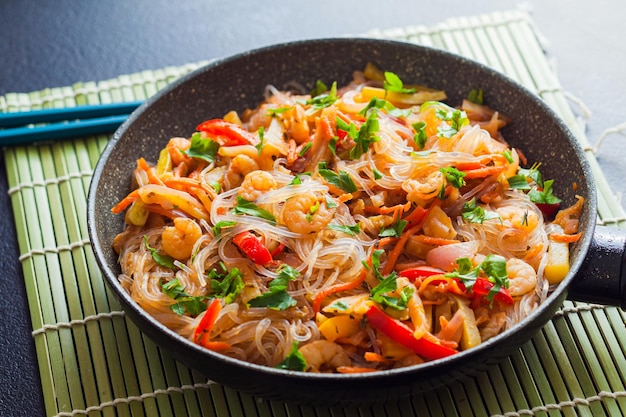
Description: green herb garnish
183,132,220,163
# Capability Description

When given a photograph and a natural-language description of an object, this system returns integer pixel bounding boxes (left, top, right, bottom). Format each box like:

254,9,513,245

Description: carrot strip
336,366,377,374
111,189,140,214
381,224,421,276
403,205,428,226
202,341,232,351
551,233,582,243
137,157,164,185
312,268,367,314
412,235,459,246
364,352,388,363
376,237,398,248
461,165,506,179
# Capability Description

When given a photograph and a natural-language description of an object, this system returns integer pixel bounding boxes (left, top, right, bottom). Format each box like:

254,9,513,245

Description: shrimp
281,192,335,234
496,205,539,234
161,217,203,260
238,170,277,201
137,184,209,221
402,170,444,203
225,154,260,189
166,137,192,166
506,258,537,297
298,340,351,372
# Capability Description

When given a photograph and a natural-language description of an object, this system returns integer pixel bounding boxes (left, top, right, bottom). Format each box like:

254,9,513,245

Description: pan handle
568,225,626,309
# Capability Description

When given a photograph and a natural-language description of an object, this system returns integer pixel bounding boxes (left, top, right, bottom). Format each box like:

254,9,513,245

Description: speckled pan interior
87,38,596,405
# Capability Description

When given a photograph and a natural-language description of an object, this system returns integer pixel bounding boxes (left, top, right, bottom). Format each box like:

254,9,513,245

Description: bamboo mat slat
2,8,626,417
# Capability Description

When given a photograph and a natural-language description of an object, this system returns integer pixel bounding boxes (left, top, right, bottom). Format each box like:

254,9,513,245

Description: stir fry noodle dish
112,63,584,373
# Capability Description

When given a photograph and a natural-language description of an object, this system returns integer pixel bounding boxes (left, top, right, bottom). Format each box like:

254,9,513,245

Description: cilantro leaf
318,169,357,193
276,341,307,371
233,196,276,223
383,71,416,94
310,80,329,97
434,107,469,138
307,81,337,109
209,266,244,303
255,126,265,156
328,223,361,236
461,199,501,224
358,97,394,116
160,278,208,317
350,111,380,159
144,236,177,270
370,272,412,310
248,265,299,310
378,219,407,238
507,175,532,190
440,166,467,188
183,132,220,163
528,179,562,205
212,220,236,236
412,121,428,149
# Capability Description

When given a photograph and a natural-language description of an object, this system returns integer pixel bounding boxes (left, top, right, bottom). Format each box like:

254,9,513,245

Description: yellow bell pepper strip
232,231,273,266
196,119,258,146
365,304,457,360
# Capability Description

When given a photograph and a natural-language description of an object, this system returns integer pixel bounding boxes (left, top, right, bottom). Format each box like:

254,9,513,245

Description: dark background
1,1,624,415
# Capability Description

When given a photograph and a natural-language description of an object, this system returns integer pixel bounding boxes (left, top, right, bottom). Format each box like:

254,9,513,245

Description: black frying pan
87,38,626,405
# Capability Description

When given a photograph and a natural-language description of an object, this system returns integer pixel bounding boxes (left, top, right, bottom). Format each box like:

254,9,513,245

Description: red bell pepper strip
470,278,514,305
194,298,221,347
365,305,457,361
399,265,446,281
535,202,560,219
232,231,273,265
196,119,258,146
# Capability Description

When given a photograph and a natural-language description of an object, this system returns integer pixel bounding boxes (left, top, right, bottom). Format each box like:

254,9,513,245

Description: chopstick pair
0,101,143,146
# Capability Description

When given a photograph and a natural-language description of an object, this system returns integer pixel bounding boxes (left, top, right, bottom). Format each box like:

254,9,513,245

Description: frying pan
87,38,626,405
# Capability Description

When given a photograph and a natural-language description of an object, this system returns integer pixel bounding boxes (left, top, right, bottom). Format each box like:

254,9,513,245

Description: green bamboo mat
3,8,626,417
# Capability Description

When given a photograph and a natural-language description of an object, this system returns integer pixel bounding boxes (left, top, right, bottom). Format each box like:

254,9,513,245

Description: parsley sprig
183,132,220,163
232,196,276,223
445,255,509,302
160,278,208,316
248,264,300,310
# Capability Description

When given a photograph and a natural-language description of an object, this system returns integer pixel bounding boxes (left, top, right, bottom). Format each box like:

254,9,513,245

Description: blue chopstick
0,101,142,127
0,115,130,145
0,101,143,146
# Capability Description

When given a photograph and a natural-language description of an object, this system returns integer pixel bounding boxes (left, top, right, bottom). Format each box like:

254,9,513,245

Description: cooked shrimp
161,217,203,260
166,137,192,166
402,170,444,203
238,170,277,201
298,340,351,372
281,192,335,234
496,205,539,234
506,258,537,297
225,154,260,189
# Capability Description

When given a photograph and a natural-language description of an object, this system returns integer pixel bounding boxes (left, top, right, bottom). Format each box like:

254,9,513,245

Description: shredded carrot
111,189,140,214
137,157,164,185
452,161,482,171
376,237,398,248
412,235,459,246
403,204,428,226
193,187,213,214
551,233,582,243
336,366,377,374
364,352,388,363
312,267,367,314
201,341,232,351
382,224,421,276
461,165,506,179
